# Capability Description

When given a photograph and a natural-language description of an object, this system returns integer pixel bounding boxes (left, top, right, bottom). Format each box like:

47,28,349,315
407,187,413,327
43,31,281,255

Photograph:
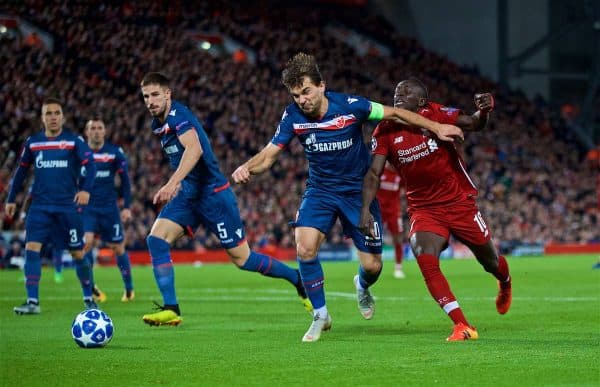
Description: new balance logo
347,97,358,104
394,136,404,144
427,138,438,152
169,109,176,116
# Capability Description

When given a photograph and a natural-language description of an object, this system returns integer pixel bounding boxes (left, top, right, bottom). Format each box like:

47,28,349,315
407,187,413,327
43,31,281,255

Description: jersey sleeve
345,94,372,122
6,138,32,203
430,104,462,125
116,147,132,208
19,137,33,167
371,122,391,157
270,108,295,148
76,136,96,192
75,136,93,166
172,113,197,136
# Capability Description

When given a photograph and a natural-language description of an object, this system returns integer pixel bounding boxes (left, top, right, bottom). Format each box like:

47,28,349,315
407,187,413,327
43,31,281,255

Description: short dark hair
85,116,104,129
407,77,429,100
42,97,62,107
140,72,170,88
281,53,323,89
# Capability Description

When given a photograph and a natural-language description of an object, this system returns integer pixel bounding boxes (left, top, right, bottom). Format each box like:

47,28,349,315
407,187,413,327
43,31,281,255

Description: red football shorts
408,200,492,245
380,204,402,234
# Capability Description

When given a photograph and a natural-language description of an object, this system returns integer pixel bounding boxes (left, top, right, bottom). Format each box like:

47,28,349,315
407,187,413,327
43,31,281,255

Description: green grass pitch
1,254,598,386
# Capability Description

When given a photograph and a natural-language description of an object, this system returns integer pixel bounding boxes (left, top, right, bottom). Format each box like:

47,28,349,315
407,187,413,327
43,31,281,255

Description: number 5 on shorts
217,222,228,239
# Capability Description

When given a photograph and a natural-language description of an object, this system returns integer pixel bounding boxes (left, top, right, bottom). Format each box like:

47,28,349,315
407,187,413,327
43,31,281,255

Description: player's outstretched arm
456,93,494,131
358,154,387,237
380,105,464,142
153,130,203,205
5,161,30,218
232,143,283,184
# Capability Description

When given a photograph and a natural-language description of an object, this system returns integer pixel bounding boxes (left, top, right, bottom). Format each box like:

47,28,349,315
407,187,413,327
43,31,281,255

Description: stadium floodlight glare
0,25,7,34
200,41,211,50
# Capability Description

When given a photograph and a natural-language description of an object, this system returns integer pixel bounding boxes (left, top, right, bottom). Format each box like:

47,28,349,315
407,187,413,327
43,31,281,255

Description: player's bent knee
226,243,250,267
364,259,382,274
296,243,318,260
25,242,42,252
111,243,126,255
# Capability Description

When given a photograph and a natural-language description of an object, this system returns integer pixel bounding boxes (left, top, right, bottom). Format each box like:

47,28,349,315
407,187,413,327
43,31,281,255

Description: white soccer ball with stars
71,308,114,348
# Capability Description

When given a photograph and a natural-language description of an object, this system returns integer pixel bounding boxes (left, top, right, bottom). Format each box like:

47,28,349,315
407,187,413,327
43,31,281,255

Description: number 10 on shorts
473,211,489,237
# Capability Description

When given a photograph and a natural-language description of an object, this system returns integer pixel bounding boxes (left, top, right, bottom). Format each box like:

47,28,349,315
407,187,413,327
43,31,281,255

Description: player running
232,53,463,342
6,98,97,313
139,72,311,327
82,118,135,303
359,78,512,341
376,163,406,279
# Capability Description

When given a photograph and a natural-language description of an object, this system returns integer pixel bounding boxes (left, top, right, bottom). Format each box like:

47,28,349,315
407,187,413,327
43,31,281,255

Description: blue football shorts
26,205,84,250
290,187,383,254
158,186,245,249
83,205,124,243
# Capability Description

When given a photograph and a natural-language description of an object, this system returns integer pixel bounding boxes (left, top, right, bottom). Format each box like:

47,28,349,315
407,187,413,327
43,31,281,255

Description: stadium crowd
1,0,598,259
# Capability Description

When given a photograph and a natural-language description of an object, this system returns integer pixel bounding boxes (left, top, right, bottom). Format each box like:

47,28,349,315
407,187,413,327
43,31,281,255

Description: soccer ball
71,309,114,348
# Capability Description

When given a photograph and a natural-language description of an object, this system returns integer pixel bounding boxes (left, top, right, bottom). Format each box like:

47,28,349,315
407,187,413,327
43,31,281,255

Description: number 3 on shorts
69,229,78,243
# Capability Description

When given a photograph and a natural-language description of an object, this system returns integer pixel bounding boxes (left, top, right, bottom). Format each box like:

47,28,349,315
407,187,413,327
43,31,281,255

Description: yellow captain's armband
367,102,384,121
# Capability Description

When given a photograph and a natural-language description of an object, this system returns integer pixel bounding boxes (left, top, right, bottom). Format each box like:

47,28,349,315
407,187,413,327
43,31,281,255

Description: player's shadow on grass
333,323,442,341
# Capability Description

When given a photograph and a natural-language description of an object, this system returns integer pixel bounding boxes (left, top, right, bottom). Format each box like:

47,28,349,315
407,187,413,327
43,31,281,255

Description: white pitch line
0,289,597,303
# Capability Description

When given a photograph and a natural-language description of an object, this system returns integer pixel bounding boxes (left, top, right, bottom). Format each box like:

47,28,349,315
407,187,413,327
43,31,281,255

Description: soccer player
82,118,135,303
376,162,405,279
5,98,97,314
359,78,512,341
139,72,311,327
232,53,463,342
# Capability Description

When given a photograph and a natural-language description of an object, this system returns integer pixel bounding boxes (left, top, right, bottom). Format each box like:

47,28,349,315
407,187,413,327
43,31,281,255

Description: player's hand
474,93,494,114
153,182,180,205
358,210,375,238
232,165,251,184
5,203,16,218
74,191,90,205
434,123,464,142
120,208,132,223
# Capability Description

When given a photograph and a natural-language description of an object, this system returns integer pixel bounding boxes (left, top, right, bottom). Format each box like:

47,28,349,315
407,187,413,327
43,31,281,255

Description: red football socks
416,253,469,326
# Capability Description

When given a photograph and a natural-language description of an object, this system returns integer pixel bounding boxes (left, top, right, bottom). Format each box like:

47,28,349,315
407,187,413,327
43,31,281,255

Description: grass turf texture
1,254,598,386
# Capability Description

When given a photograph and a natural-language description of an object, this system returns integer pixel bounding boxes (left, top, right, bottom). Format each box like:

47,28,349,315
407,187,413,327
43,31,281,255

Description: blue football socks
298,258,326,309
358,264,381,290
116,252,134,291
83,250,96,287
74,255,93,298
24,250,41,302
52,249,62,274
241,251,299,285
147,235,177,306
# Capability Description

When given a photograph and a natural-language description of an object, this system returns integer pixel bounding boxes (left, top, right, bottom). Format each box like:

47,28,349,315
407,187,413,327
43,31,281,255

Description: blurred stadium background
0,0,598,266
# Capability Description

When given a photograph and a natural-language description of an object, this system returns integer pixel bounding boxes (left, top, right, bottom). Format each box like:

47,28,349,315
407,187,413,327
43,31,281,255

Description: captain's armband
367,102,384,121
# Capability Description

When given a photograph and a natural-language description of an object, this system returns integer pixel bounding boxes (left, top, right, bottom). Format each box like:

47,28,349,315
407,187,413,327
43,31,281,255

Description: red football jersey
376,166,401,204
372,102,478,210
